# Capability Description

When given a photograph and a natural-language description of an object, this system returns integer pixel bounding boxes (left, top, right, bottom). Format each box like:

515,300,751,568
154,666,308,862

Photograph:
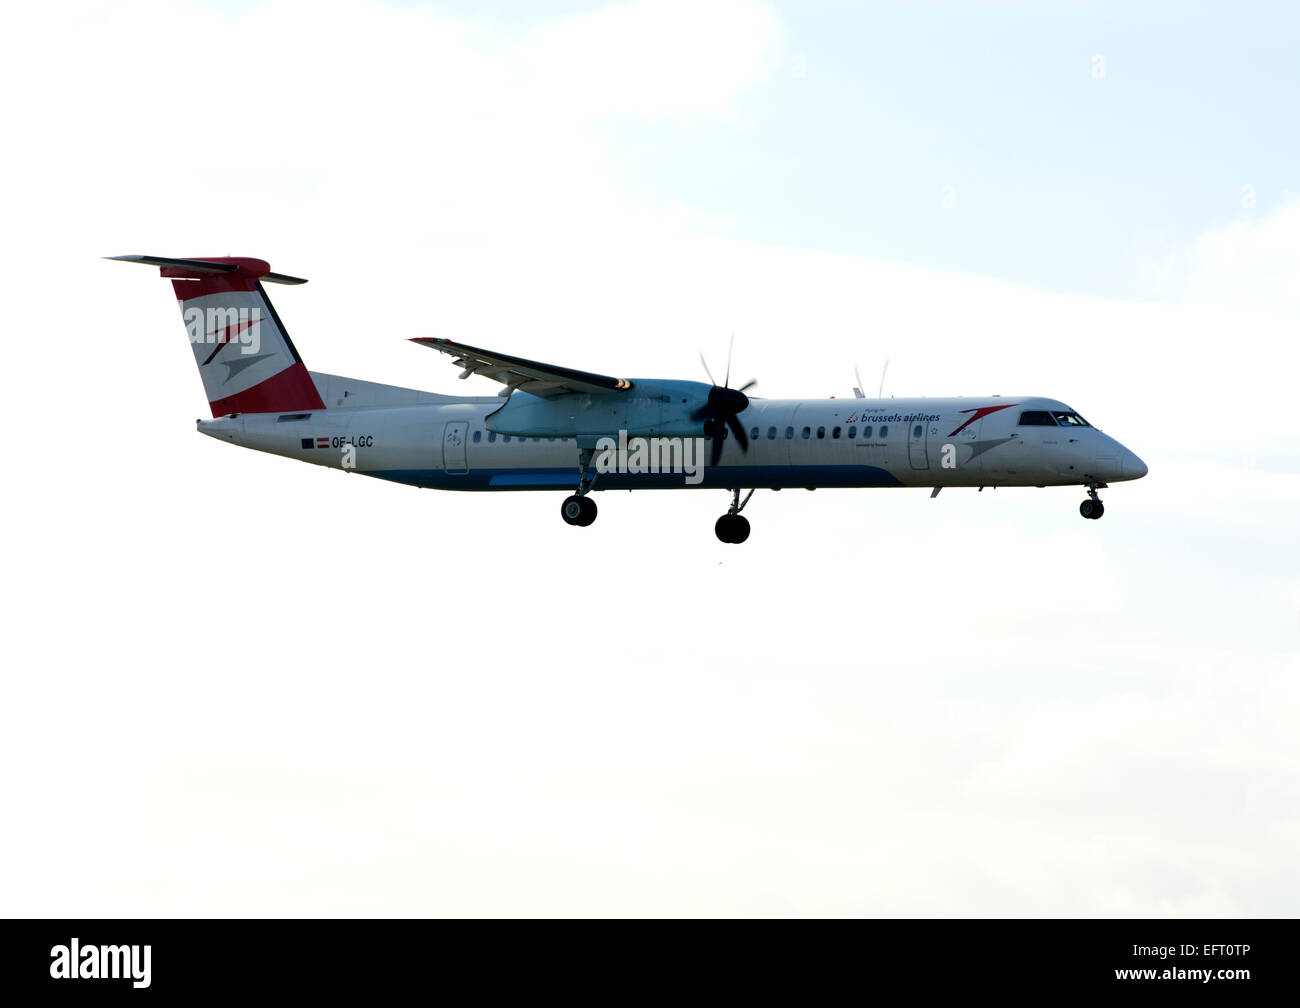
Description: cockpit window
1052,411,1090,427
1018,410,1057,426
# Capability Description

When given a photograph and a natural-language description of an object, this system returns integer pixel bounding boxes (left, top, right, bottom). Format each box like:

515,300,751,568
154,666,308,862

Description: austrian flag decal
300,437,329,449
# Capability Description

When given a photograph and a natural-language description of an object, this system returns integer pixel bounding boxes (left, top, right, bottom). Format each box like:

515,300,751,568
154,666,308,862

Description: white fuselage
197,374,1146,493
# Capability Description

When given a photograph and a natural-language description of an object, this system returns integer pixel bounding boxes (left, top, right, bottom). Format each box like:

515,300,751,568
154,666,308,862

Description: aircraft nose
1122,450,1148,480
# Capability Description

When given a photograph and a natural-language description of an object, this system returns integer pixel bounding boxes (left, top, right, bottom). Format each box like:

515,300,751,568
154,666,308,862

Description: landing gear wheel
562,495,597,527
1080,499,1104,520
714,513,750,544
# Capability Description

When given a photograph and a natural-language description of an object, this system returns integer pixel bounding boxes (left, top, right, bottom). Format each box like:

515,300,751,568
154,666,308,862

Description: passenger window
848,426,856,438
913,425,922,438
503,435,512,443
767,426,777,440
816,426,826,439
863,426,872,438
832,426,841,439
472,430,482,443
751,427,760,440
488,432,497,443
785,427,794,439
802,427,811,439
880,425,888,438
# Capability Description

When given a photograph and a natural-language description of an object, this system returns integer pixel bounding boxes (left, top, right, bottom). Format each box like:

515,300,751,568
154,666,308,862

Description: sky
1,0,1297,917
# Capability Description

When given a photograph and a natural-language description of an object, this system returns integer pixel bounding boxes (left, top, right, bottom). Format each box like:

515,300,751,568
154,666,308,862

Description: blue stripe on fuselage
363,465,904,491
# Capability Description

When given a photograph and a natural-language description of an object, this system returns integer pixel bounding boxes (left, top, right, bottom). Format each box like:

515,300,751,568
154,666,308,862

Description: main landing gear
561,445,599,527
1079,483,1105,520
715,489,755,544
561,494,597,526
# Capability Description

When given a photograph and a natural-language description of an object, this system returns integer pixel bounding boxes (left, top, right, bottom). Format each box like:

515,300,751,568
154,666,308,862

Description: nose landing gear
716,489,755,543
1079,483,1105,520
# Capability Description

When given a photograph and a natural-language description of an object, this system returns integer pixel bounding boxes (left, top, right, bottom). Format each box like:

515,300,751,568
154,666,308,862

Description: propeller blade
699,352,716,387
725,413,749,452
690,340,754,465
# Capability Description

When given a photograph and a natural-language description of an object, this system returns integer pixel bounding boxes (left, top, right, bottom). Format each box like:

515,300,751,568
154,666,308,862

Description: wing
409,337,633,398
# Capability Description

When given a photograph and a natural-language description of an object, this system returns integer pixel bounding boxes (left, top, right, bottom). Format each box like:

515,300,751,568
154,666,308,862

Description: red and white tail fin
109,255,326,417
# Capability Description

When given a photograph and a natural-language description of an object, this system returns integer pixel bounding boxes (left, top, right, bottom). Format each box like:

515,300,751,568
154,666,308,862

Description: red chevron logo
947,402,1020,437
201,315,265,366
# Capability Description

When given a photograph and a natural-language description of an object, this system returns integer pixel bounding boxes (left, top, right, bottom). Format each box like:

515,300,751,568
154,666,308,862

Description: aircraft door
908,421,929,470
443,421,468,474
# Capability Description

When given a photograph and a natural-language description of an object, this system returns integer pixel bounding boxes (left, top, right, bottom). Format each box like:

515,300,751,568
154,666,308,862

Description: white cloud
522,0,784,122
1,0,782,248
1144,195,1300,312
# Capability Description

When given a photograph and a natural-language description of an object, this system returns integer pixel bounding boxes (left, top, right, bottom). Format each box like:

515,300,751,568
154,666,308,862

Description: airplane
110,254,1147,543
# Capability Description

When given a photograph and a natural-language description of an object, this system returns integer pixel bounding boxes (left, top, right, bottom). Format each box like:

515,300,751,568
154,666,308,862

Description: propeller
694,335,757,467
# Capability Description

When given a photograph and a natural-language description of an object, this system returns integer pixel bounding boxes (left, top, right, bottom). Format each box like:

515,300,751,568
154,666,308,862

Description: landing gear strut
1079,483,1105,520
561,446,599,527
715,489,754,543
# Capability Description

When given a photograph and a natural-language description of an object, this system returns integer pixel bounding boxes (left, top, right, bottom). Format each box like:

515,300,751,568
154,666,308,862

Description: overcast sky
2,0,1297,916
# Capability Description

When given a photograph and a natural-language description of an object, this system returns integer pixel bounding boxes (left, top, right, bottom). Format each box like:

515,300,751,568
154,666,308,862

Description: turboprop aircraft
110,254,1147,543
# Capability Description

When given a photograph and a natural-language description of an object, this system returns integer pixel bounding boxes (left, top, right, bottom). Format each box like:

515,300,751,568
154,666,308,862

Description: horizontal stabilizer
106,254,307,285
